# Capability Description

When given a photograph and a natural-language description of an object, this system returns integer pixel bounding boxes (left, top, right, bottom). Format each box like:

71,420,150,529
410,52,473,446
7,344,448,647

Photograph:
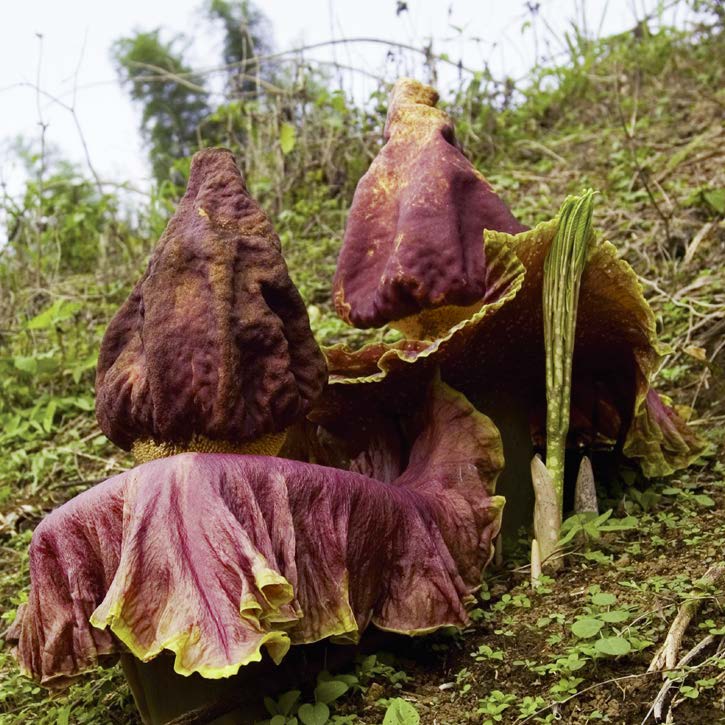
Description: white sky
0,0,696,195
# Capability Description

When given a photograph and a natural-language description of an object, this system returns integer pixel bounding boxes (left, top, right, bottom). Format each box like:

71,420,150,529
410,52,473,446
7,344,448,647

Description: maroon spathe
9,382,504,686
95,149,326,450
333,78,525,328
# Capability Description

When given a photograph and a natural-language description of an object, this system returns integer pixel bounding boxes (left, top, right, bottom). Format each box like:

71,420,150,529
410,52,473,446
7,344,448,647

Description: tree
205,0,274,97
112,31,211,184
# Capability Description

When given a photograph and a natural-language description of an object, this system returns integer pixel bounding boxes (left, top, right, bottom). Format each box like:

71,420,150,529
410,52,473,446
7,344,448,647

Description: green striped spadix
535,189,596,566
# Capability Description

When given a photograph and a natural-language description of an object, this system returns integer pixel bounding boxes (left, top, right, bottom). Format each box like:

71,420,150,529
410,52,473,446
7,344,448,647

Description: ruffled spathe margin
623,388,705,478
9,382,504,687
326,219,704,476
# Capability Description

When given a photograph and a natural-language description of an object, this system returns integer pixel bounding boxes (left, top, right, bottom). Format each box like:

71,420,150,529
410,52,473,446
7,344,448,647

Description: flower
333,78,525,330
9,380,503,686
96,148,326,457
9,148,504,691
327,80,703,485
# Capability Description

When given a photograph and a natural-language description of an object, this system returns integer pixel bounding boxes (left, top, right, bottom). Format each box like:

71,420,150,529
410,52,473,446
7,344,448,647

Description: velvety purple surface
10,383,504,686
96,149,326,450
333,79,526,328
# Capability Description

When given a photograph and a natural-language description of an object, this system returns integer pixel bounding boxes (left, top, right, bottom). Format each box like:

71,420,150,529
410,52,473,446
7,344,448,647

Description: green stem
543,190,595,515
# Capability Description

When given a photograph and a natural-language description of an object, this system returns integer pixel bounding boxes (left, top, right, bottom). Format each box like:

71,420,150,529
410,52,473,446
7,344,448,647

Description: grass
1,8,724,724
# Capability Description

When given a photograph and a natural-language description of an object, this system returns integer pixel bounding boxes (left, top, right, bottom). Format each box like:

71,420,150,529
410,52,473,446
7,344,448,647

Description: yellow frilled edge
330,217,704,477
90,557,296,678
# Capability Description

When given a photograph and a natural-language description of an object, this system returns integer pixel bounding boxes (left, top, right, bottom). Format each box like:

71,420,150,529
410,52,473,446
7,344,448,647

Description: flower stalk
536,189,595,564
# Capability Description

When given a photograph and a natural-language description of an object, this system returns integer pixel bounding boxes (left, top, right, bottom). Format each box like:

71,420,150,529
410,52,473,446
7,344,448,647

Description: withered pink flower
328,80,702,483
333,78,526,330
10,381,503,686
9,149,504,696
96,148,326,456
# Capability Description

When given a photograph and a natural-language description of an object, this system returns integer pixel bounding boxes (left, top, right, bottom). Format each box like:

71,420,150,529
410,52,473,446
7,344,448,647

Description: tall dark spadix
96,148,327,454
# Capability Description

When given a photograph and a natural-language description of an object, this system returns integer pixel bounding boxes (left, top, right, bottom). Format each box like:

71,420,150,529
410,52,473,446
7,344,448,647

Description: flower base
120,635,379,725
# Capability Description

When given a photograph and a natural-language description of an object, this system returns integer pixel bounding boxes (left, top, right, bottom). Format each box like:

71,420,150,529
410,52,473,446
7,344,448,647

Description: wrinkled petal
623,388,705,477
325,228,526,385
10,382,503,686
6,477,126,686
333,78,525,328
328,220,704,474
96,148,326,451
89,457,298,678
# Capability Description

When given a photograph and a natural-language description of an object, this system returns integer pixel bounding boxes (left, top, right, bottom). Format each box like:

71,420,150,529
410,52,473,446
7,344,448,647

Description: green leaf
69,352,98,384
383,698,420,725
694,494,715,507
599,515,637,531
561,510,610,541
595,637,631,656
314,680,348,704
68,395,95,412
27,307,56,330
330,91,347,114
278,690,301,715
280,123,296,155
583,550,613,565
599,610,630,623
36,354,60,374
26,300,81,330
703,188,725,214
333,674,359,687
591,592,616,607
43,400,58,433
629,636,655,651
571,618,603,638
13,356,37,374
264,697,282,716
297,702,329,725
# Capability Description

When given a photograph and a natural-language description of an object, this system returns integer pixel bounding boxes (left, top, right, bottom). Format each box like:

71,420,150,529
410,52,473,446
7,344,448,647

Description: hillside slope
1,16,723,725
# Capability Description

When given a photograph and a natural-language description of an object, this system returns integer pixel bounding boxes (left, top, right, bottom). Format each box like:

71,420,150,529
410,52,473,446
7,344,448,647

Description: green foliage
477,690,516,723
558,510,638,548
355,653,410,690
257,671,355,725
279,123,296,155
685,186,725,215
471,644,505,662
382,698,419,725
1,146,122,277
205,0,272,96
112,30,211,183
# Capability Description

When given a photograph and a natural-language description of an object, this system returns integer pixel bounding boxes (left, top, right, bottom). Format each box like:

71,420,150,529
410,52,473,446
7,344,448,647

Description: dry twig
648,564,725,672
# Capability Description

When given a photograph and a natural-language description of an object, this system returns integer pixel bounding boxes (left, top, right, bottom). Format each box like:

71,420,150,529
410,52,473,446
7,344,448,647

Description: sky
0,0,696,196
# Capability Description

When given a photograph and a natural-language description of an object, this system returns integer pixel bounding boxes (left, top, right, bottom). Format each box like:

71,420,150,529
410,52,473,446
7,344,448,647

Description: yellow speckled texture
131,431,287,465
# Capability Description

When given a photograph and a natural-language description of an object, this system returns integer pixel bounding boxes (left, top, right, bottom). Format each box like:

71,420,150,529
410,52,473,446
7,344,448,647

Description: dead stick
648,564,724,672
646,634,716,723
